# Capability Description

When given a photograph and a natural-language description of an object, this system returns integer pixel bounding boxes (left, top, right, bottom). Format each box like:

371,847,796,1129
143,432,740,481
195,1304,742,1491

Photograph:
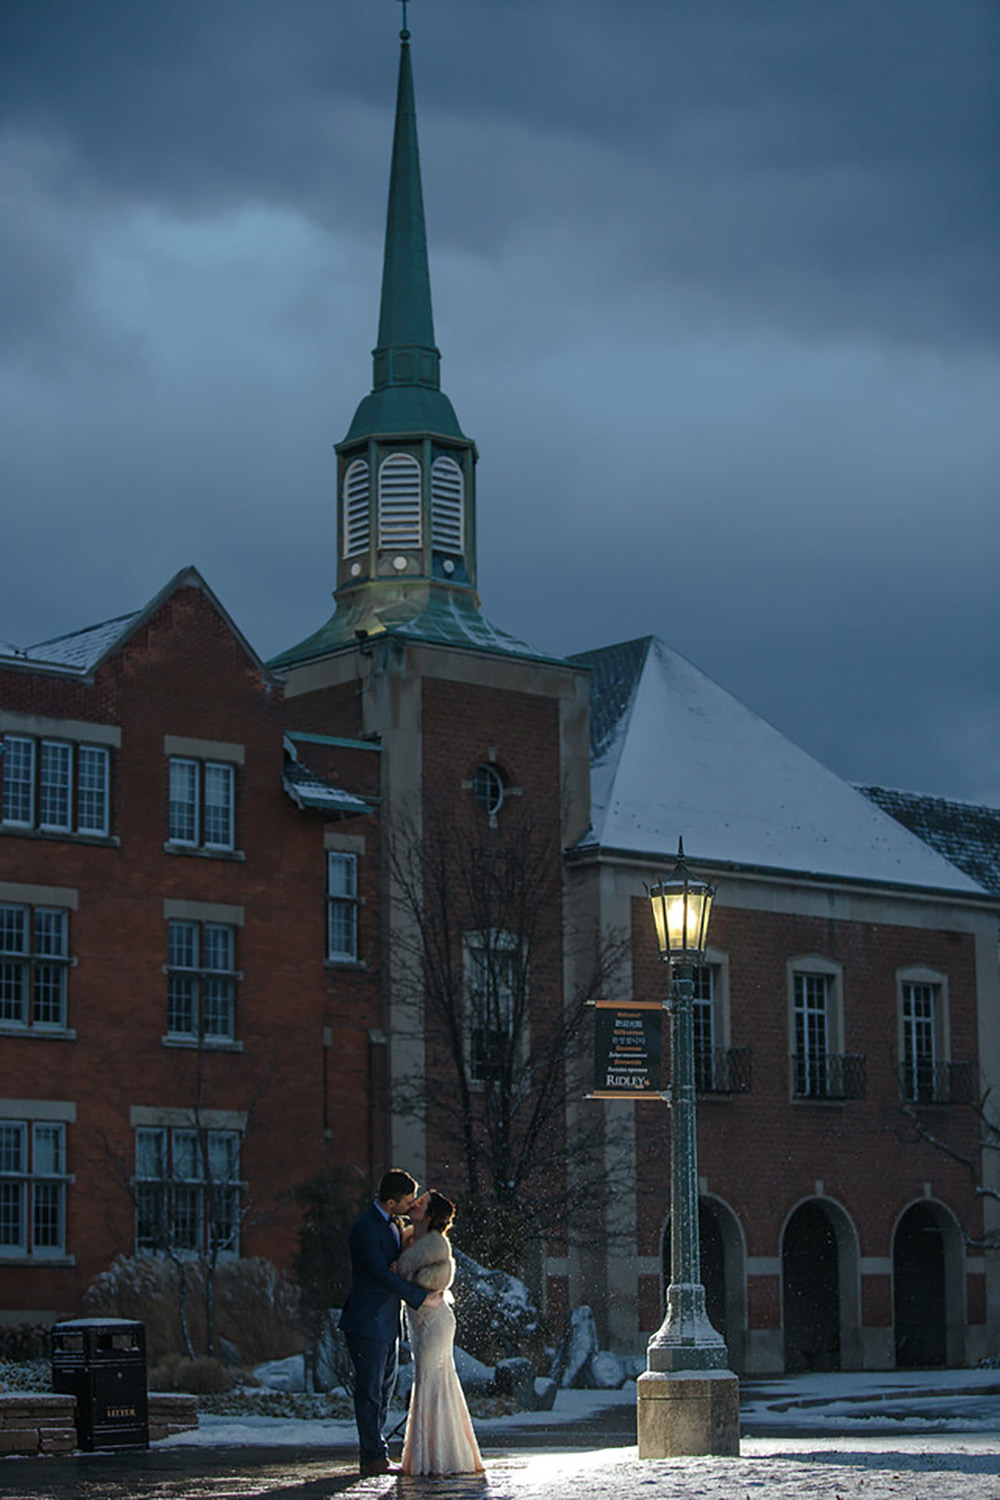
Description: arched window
342,460,370,558
378,453,422,549
431,455,464,552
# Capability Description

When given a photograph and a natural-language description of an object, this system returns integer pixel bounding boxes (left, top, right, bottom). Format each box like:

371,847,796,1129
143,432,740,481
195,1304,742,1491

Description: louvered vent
378,453,422,548
431,456,464,552
342,460,371,557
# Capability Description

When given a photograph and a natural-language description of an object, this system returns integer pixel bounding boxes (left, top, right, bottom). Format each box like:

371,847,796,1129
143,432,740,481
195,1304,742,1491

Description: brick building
2,26,998,1371
0,569,381,1317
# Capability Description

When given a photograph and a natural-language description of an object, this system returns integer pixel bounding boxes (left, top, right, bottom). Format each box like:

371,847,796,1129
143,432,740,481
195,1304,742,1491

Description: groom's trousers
345,1332,399,1460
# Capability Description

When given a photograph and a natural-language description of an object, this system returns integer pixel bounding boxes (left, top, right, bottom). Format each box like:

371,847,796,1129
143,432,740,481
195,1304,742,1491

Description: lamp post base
636,1369,740,1458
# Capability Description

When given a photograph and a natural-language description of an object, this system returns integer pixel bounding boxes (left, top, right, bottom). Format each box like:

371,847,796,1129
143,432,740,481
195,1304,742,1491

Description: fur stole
397,1229,455,1292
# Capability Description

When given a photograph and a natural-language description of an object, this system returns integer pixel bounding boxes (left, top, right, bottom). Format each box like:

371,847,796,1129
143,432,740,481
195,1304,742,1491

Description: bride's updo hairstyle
426,1191,455,1235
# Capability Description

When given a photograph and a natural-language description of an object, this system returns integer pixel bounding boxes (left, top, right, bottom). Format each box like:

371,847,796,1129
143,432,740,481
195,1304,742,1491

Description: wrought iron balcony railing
695,1046,753,1095
792,1052,867,1101
899,1059,974,1106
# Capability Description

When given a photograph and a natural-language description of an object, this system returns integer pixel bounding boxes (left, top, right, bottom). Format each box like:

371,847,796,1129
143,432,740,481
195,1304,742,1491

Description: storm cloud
1,0,998,802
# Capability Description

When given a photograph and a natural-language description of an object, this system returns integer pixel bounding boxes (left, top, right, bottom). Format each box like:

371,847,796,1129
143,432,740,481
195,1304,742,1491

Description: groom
339,1168,443,1476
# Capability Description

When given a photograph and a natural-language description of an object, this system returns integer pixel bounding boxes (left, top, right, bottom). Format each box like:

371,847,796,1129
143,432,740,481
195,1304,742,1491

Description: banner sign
592,1003,662,1097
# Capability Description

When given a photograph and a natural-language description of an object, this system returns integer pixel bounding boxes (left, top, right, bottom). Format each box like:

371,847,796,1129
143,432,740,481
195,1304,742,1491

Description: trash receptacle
51,1318,149,1451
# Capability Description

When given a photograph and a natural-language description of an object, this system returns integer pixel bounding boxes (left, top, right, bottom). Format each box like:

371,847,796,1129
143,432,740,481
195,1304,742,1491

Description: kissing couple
339,1168,484,1477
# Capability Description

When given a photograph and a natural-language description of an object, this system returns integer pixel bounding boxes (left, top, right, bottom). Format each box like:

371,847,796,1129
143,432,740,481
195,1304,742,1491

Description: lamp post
636,838,740,1458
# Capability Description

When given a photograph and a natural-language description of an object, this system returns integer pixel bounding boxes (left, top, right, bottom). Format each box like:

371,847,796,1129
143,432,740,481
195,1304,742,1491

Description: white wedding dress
398,1232,484,1476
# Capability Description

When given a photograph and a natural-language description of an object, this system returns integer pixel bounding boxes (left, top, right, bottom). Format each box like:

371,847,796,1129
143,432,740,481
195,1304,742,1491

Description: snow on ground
159,1368,1000,1449
154,1369,1000,1496
475,1443,1000,1500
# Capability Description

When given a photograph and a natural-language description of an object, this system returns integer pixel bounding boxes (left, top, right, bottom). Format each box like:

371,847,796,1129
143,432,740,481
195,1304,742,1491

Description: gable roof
859,786,1000,899
570,636,985,896
0,568,270,680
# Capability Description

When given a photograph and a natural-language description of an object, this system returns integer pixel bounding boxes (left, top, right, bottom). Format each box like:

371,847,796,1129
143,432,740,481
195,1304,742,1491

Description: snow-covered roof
859,786,1000,899
570,637,985,895
282,757,374,817
0,613,140,672
270,588,568,671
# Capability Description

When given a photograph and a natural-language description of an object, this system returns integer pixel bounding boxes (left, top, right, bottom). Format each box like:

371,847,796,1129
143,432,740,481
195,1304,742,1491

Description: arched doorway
782,1201,841,1372
662,1197,747,1371
893,1202,960,1367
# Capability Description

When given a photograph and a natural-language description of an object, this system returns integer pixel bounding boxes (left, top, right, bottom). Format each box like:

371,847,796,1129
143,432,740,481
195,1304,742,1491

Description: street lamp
636,838,739,1458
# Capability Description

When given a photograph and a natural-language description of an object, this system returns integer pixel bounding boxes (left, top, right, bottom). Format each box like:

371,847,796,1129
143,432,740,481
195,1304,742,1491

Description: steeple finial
371,10,437,388
341,0,468,441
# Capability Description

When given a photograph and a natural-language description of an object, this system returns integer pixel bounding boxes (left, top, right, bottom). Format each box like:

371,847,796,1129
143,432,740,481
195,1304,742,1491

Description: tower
270,17,590,1206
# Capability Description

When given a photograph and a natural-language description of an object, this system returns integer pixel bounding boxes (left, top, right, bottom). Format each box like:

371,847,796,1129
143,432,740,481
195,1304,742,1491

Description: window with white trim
168,758,235,851
900,975,952,1104
793,971,831,1098
788,957,862,1100
134,1126,242,1257
342,459,371,558
326,853,359,962
378,452,421,549
0,1119,68,1258
470,763,510,824
431,455,464,552
0,903,71,1031
692,965,716,1091
166,921,237,1041
1,736,110,837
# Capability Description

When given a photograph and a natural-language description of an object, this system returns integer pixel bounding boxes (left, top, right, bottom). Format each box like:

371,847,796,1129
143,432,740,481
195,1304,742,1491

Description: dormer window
342,460,371,558
431,456,464,553
378,453,421,549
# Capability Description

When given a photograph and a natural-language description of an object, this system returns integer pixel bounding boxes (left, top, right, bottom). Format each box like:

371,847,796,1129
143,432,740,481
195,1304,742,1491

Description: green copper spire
345,21,466,441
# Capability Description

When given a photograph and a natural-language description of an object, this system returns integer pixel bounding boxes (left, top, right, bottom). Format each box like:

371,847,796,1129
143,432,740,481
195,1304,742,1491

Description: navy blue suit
339,1202,428,1462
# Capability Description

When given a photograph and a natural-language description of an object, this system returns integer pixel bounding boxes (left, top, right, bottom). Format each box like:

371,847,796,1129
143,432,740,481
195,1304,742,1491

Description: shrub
83,1253,302,1365
214,1258,301,1366
0,1325,49,1362
148,1354,233,1394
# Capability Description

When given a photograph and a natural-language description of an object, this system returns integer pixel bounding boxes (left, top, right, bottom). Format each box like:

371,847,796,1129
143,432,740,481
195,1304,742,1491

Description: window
166,921,237,1041
0,903,71,1031
472,764,506,818
692,965,716,1092
793,972,830,1099
326,853,359,962
0,1119,68,1257
1,736,109,837
378,453,422,549
900,978,954,1103
431,455,464,552
342,459,371,558
134,1126,242,1257
789,959,864,1100
465,932,520,1085
168,758,235,851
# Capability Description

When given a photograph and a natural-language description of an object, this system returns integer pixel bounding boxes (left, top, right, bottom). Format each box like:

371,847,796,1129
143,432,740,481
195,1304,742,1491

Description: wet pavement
4,1389,1000,1499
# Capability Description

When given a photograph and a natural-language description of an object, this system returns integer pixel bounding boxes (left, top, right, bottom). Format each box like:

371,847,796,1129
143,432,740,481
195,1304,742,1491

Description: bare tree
897,1088,1000,1251
93,1046,275,1357
388,794,629,1269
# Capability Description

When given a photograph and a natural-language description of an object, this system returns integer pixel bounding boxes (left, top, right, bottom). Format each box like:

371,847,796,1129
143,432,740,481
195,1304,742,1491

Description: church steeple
323,16,478,641
374,32,438,392
273,13,551,668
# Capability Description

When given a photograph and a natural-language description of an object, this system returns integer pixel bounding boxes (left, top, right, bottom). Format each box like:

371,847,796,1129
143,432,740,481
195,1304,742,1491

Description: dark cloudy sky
2,1,997,804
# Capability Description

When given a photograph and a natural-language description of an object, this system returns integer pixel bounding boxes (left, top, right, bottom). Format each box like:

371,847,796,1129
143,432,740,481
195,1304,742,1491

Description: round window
472,763,506,817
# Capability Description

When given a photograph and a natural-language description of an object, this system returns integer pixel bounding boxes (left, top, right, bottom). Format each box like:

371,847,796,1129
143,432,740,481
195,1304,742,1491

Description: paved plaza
3,1436,999,1500
4,1371,1000,1500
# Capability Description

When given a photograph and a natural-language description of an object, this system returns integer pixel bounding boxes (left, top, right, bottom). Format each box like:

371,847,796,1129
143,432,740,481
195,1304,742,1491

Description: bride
396,1191,484,1476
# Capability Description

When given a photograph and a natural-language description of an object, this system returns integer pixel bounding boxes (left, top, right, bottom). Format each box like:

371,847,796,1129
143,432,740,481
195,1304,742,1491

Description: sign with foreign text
591,1002,663,1098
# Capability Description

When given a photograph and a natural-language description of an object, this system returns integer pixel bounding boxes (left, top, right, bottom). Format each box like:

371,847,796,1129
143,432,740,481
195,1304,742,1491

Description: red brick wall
0,587,382,1315
418,676,568,1219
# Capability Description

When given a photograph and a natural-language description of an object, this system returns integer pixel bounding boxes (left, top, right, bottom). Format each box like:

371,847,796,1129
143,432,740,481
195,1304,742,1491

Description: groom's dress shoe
359,1457,402,1476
